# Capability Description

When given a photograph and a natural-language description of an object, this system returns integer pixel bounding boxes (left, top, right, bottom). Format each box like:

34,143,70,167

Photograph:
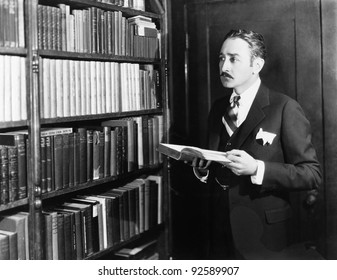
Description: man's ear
253,57,265,74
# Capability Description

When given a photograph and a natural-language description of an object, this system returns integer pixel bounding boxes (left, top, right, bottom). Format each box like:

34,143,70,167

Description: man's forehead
220,38,250,54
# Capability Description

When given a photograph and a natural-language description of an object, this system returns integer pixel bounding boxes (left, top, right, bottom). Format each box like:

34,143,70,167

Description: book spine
0,147,9,204
62,133,70,189
68,133,74,188
41,137,47,194
53,134,63,190
45,136,53,192
86,130,93,182
104,127,111,178
8,146,18,202
78,128,87,184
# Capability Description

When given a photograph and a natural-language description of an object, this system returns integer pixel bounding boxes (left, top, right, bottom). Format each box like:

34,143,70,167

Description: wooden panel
322,0,337,259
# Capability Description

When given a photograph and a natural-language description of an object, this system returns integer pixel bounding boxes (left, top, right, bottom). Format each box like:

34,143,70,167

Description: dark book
93,130,104,180
61,202,93,257
68,133,75,187
62,133,70,188
52,207,82,260
121,185,139,236
0,233,9,260
102,119,137,172
45,136,53,192
56,213,65,260
53,134,63,190
110,128,117,177
0,146,9,204
76,195,105,251
76,128,87,184
0,133,27,200
8,146,18,202
108,188,129,241
73,132,80,186
98,192,121,245
141,115,150,167
43,212,53,259
103,126,111,178
70,197,101,253
147,178,159,229
90,7,97,54
40,137,47,193
0,230,18,260
86,130,93,182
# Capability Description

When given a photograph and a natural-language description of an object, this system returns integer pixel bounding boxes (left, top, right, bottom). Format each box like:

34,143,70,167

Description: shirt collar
230,77,261,106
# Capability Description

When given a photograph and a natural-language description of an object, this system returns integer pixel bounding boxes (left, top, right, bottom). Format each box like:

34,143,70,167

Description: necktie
223,95,241,132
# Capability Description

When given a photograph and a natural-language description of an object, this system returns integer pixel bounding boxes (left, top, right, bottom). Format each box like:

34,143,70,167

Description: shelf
0,47,27,56
38,50,161,63
39,0,161,19
85,223,164,260
41,109,163,125
0,120,28,130
0,198,29,212
41,164,162,200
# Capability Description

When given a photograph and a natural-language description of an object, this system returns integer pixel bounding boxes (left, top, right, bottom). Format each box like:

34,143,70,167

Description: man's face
219,37,257,94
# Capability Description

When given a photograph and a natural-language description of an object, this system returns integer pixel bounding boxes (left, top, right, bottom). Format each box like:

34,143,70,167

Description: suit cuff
251,160,265,185
193,167,209,183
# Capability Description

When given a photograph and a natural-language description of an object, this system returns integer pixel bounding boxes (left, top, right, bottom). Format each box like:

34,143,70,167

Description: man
190,29,322,259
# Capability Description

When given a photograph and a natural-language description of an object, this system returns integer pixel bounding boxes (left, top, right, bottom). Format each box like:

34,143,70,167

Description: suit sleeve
262,99,322,191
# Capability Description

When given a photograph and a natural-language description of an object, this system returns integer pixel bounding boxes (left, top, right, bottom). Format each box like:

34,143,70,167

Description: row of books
40,58,160,119
37,4,159,58
0,55,27,123
0,211,29,260
0,115,163,201
95,0,145,11
0,0,25,48
0,133,27,205
43,175,163,260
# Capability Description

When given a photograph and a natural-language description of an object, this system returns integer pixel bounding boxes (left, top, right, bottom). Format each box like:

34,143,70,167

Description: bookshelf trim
0,47,27,56
0,120,28,129
0,198,29,212
38,0,161,19
37,50,161,64
85,223,164,260
41,164,162,200
41,109,163,124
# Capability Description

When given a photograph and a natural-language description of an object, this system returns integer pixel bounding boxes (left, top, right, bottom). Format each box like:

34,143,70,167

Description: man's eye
230,57,238,62
219,57,225,61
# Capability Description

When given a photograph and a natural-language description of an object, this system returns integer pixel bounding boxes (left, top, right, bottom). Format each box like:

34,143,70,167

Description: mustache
221,72,234,79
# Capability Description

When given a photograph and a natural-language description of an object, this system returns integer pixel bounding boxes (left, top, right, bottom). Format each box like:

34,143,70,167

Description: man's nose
220,58,229,72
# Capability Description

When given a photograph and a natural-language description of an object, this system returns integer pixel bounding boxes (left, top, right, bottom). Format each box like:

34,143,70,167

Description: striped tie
223,95,241,132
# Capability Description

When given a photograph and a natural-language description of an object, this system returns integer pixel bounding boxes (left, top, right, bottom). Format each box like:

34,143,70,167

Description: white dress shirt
194,77,265,185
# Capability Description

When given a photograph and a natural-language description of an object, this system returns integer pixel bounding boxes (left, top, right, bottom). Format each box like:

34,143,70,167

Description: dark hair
224,29,267,61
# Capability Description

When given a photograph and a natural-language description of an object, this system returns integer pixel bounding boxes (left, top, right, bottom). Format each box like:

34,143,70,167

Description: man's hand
224,149,258,176
184,157,211,170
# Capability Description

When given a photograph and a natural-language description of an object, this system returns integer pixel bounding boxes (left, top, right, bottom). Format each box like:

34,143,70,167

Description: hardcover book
158,143,231,164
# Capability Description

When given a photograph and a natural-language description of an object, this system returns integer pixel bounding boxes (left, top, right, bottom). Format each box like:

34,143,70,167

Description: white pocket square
256,128,276,145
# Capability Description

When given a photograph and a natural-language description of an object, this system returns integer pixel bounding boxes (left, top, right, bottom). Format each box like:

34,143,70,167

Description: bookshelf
0,0,170,260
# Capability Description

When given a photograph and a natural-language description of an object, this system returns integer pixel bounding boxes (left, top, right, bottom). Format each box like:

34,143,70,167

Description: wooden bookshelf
0,0,170,260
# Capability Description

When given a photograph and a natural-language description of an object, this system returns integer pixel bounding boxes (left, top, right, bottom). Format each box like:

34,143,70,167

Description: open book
158,143,231,164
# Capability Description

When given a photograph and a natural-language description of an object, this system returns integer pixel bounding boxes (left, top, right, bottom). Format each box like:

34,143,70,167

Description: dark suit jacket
204,83,322,259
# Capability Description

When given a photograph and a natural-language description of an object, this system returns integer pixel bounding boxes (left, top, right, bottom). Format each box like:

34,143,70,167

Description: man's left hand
224,149,258,176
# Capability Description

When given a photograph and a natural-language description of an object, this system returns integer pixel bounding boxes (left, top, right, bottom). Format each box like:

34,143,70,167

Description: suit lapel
230,84,270,149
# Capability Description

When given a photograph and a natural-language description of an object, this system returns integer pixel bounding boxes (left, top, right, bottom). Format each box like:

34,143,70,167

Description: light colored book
80,60,86,116
105,62,112,113
62,59,70,117
4,55,12,121
20,56,27,120
85,61,91,115
0,55,4,122
158,143,231,164
49,59,57,118
90,61,97,114
56,59,64,117
11,56,21,121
